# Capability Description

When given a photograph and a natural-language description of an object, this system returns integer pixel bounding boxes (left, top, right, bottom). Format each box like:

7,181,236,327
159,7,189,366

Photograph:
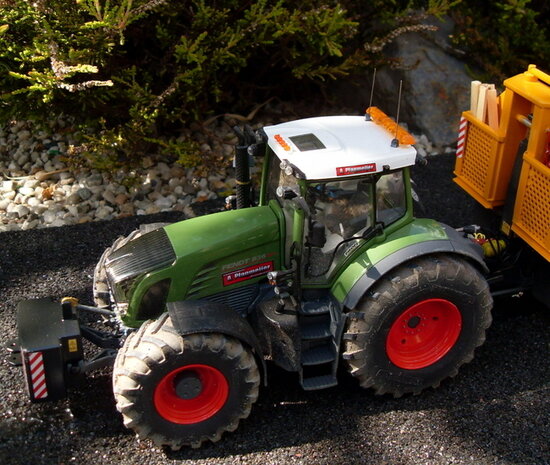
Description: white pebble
51,218,66,228
18,187,34,196
43,210,57,224
0,180,14,192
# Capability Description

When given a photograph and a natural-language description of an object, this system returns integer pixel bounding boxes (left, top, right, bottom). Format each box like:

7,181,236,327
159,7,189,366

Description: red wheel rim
154,364,229,424
386,299,462,370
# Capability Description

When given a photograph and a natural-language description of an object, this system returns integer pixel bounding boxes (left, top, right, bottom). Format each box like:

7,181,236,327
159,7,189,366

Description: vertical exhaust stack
233,125,266,209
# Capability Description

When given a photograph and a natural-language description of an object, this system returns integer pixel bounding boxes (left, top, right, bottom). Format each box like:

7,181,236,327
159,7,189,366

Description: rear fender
340,223,488,310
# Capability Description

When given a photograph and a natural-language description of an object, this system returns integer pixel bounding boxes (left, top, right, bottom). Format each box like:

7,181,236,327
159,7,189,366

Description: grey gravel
0,155,548,465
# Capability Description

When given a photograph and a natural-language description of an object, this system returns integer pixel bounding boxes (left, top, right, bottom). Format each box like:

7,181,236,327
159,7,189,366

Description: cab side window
376,171,406,226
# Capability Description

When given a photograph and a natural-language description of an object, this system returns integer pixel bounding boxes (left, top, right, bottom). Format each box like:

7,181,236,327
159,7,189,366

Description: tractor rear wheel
113,314,260,449
343,255,492,397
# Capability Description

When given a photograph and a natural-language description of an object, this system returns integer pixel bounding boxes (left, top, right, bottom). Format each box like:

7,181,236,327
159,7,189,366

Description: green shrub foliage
450,0,550,80
0,0,454,169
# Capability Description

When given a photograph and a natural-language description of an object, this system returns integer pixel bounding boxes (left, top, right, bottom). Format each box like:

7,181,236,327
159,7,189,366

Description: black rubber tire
93,223,168,307
112,314,260,449
342,254,493,397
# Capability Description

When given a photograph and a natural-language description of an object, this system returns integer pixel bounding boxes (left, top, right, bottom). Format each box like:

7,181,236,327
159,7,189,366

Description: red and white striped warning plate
456,116,468,158
27,351,48,400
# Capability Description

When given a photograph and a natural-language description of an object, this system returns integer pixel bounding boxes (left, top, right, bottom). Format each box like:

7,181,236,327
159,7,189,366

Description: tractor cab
261,112,417,283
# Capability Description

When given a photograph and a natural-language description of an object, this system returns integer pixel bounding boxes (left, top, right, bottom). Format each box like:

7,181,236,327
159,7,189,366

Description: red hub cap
386,299,462,370
154,364,229,424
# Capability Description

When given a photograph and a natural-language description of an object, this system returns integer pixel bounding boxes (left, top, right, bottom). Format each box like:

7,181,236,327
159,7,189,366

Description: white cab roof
263,115,417,180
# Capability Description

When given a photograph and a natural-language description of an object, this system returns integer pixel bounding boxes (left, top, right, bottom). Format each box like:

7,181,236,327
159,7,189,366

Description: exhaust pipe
233,125,266,209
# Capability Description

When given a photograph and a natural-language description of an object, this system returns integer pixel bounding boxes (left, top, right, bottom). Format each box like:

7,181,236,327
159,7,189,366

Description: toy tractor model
10,107,497,449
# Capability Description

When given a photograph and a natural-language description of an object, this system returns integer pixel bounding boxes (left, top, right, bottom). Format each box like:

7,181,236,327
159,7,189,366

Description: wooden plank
476,83,488,122
471,80,481,114
486,84,499,130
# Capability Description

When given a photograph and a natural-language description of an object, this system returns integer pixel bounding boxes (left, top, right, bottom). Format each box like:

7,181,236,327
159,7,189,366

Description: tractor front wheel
113,315,260,449
343,255,492,397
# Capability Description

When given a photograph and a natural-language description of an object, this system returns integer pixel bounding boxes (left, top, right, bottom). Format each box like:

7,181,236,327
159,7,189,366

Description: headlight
136,279,171,320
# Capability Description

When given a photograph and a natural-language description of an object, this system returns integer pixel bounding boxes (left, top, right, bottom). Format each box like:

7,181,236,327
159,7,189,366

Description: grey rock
51,218,66,228
17,129,31,141
183,182,197,194
86,173,104,186
335,16,471,147
102,190,117,205
21,219,39,230
77,188,93,201
77,202,91,214
154,196,173,210
95,205,114,220
66,193,82,205
17,154,29,166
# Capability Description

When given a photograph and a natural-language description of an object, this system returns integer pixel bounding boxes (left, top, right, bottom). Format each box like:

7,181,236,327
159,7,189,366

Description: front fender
331,220,487,310
167,300,267,384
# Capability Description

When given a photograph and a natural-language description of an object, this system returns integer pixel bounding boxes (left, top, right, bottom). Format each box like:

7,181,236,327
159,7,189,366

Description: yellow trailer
454,65,550,262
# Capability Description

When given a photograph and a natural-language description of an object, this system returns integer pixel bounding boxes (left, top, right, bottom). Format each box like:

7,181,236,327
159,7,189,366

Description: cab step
301,374,338,391
300,298,334,315
301,346,336,366
297,294,345,391
301,322,331,340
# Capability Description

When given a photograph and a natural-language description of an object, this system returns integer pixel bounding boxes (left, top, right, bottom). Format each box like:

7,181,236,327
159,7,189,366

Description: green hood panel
158,206,281,299
164,207,279,258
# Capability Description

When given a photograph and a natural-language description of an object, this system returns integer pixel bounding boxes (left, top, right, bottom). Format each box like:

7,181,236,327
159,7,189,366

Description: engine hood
161,205,282,300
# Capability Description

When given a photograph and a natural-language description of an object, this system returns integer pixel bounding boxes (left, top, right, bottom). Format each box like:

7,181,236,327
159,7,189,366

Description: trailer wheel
113,315,260,449
343,255,492,397
93,223,168,307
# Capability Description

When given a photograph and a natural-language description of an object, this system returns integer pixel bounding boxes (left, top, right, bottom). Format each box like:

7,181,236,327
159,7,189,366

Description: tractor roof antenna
391,80,403,148
365,68,377,121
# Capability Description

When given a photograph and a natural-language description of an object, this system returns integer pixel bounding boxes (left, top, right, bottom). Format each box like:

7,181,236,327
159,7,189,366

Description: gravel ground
0,154,548,465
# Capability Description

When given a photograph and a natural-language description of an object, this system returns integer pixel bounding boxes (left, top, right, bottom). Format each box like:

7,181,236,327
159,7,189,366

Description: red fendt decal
222,261,274,286
336,163,376,176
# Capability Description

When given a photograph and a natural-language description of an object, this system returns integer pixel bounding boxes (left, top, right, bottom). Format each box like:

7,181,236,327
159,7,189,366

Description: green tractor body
12,111,493,449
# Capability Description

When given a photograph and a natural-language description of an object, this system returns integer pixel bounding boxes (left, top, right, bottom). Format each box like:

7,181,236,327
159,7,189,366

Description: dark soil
0,154,548,465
